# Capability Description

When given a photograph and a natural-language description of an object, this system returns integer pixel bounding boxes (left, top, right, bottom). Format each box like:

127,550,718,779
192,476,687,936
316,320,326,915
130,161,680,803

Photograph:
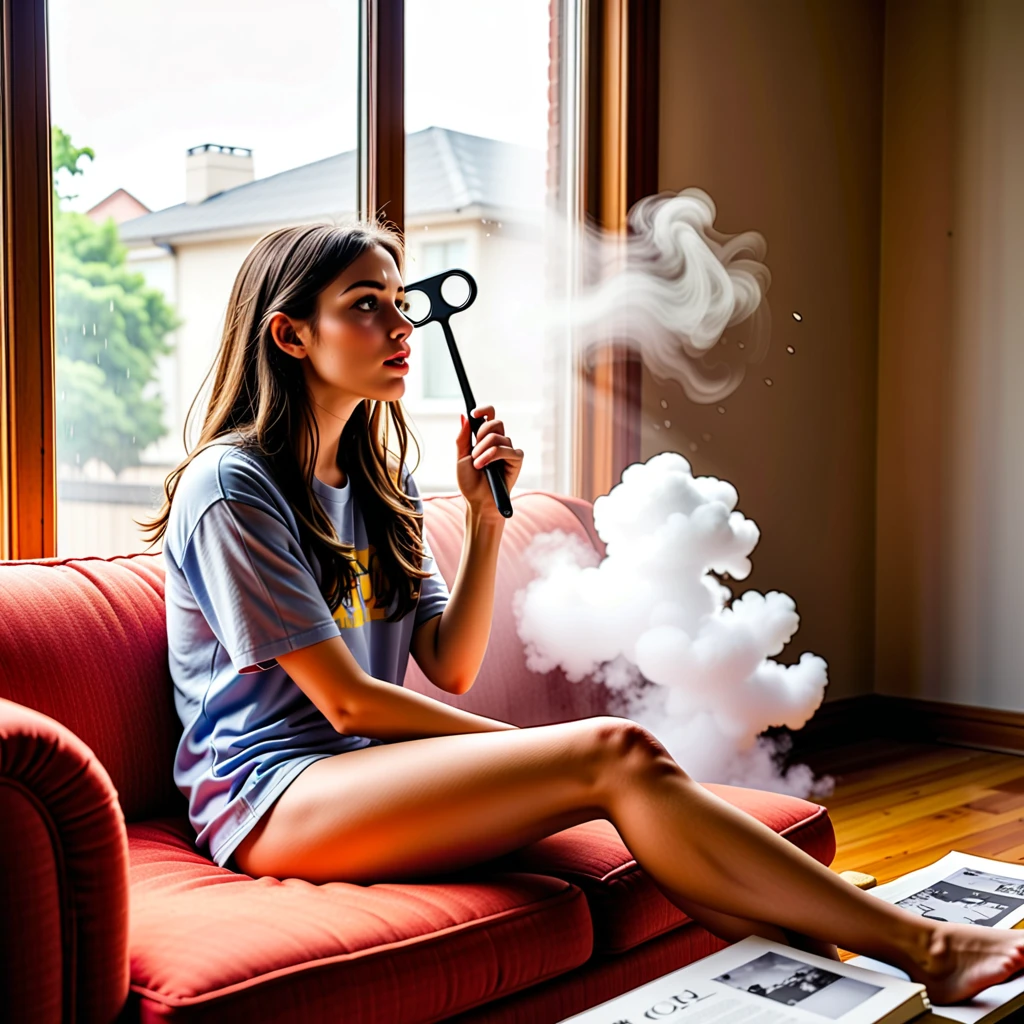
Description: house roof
118,126,544,246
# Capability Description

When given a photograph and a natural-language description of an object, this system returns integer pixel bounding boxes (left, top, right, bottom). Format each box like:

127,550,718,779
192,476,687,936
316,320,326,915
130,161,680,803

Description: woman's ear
269,311,307,359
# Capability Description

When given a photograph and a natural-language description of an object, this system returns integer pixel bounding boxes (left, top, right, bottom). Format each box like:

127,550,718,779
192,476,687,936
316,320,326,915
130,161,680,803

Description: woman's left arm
429,404,524,694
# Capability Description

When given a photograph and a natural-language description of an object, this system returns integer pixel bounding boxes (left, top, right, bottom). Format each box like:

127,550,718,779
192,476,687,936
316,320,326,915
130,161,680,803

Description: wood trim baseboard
786,694,1024,757
0,0,55,559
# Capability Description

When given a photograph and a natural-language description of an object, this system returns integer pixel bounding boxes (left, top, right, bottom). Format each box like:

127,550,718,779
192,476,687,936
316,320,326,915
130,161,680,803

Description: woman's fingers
474,443,523,469
471,430,508,459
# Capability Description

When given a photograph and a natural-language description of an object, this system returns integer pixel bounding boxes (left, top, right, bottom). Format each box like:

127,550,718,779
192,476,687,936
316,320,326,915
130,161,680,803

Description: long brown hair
140,221,431,623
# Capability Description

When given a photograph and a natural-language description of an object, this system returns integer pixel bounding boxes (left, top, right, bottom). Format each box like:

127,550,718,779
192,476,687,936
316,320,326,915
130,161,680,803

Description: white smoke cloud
512,453,833,798
546,187,773,404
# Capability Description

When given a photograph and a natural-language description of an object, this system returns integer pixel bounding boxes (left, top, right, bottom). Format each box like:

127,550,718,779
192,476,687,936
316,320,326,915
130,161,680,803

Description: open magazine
559,853,1024,1024
557,935,930,1024
847,851,1024,1023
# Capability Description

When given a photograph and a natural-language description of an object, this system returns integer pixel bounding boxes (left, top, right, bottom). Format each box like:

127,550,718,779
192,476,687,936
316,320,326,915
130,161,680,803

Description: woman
144,221,1024,1007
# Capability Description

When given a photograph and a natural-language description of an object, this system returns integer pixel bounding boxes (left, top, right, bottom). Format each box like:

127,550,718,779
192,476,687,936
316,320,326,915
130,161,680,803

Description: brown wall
876,0,1024,710
652,0,886,702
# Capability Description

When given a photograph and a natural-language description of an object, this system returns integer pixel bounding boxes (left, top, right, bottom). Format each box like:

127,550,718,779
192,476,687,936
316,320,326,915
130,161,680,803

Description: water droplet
109,300,114,312
131,435,136,444
103,338,107,349
787,346,795,354
764,378,773,386
126,368,130,378
96,353,100,364
653,423,661,431
485,232,490,237
701,432,712,442
82,324,86,335
792,312,803,321
737,342,745,350
660,399,668,409
92,323,97,335
717,406,726,414
664,419,671,428
689,442,698,452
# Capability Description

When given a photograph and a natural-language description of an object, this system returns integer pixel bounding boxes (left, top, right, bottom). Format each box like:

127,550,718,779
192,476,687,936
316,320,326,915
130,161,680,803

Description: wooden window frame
0,0,658,558
0,0,55,559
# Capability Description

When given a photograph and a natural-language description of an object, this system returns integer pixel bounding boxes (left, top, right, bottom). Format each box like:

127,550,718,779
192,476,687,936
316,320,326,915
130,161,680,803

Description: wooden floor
800,739,1024,960
807,738,1024,882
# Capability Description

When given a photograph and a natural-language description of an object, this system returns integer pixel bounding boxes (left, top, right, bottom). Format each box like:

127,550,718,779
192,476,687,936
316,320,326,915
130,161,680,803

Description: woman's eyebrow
340,280,406,295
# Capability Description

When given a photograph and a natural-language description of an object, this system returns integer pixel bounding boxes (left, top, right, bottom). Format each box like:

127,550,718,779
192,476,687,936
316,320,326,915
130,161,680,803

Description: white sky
48,0,551,213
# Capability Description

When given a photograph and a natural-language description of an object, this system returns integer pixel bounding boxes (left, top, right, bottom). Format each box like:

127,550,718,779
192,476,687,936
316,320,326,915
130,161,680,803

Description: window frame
0,0,658,558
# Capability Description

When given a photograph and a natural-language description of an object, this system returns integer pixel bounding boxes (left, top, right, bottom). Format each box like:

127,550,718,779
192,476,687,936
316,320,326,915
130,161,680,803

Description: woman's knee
582,716,685,785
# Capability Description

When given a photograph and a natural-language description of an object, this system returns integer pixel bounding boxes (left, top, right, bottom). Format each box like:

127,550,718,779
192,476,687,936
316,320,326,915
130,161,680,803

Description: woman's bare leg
233,716,1024,1005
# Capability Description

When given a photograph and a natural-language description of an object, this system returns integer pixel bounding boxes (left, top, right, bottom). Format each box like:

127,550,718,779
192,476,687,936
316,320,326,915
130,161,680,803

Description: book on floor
557,934,930,1024
847,850,1024,1023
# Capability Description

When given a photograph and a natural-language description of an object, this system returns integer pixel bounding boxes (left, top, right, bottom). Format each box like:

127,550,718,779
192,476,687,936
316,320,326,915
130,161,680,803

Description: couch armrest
0,697,130,1022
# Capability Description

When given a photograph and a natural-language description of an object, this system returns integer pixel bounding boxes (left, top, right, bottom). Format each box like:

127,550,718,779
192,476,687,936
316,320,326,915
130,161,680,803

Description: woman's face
295,244,414,408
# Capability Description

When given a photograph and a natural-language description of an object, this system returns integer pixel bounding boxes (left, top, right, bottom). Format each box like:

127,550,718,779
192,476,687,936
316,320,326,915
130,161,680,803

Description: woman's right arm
275,636,519,742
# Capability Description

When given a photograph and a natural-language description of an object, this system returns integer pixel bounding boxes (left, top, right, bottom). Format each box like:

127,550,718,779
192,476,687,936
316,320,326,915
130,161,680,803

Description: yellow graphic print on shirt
333,545,393,629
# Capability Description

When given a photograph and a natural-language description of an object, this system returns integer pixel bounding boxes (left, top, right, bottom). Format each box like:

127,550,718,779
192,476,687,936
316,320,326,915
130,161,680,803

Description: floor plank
798,739,1024,961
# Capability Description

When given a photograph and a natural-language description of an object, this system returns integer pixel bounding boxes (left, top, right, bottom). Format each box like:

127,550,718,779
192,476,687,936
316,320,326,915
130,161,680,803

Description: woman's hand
456,404,524,517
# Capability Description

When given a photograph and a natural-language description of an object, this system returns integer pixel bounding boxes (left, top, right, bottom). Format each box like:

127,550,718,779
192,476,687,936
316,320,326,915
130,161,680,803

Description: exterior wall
875,0,1024,710
652,0,885,703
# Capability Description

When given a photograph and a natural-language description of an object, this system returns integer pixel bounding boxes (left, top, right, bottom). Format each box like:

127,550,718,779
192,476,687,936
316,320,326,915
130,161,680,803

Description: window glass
48,0,359,558
419,240,468,399
404,0,573,496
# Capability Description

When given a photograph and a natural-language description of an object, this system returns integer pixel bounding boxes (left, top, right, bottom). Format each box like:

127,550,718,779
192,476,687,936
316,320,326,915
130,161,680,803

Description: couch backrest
0,490,614,822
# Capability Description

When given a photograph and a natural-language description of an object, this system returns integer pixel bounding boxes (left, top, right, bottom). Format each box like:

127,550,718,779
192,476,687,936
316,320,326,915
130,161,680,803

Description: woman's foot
902,922,1024,1005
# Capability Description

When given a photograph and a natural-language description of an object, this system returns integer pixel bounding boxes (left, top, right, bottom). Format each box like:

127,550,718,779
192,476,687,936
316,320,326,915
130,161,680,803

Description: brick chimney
185,144,254,204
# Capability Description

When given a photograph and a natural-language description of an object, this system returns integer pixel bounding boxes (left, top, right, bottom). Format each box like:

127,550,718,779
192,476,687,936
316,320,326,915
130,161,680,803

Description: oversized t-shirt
163,441,450,867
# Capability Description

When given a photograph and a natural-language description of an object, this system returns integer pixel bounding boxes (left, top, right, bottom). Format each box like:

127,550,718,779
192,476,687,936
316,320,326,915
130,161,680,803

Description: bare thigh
232,716,662,884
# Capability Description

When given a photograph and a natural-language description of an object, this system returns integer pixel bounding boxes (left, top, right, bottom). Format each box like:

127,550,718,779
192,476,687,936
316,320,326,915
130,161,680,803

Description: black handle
441,318,514,520
468,414,514,519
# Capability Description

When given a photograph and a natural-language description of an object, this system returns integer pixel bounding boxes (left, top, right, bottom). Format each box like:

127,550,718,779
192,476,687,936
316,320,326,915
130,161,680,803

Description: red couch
0,488,835,1023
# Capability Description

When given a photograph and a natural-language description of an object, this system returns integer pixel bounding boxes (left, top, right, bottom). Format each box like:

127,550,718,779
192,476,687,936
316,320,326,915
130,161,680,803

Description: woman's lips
383,357,409,373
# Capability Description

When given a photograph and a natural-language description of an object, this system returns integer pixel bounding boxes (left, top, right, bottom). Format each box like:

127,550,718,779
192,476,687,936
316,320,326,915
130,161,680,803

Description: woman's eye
354,295,378,311
398,299,411,313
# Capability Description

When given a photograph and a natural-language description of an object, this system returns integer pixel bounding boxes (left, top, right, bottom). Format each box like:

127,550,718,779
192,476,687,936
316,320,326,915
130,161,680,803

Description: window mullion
358,0,405,233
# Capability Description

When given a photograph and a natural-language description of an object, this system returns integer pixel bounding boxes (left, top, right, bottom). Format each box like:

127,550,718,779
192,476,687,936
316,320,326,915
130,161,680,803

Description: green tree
52,126,180,475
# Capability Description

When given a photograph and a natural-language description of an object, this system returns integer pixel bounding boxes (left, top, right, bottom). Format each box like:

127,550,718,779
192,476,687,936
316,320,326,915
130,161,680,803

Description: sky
48,0,551,214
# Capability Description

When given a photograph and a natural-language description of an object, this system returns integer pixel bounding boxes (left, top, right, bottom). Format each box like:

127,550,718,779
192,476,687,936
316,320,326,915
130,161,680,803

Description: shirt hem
209,752,341,869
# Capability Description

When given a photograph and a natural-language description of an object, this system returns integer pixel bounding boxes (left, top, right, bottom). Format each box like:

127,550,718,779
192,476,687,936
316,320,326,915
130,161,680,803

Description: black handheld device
402,268,513,519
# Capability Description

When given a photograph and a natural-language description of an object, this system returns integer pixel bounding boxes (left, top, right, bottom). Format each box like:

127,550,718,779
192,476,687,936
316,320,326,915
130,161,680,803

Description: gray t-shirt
163,442,450,867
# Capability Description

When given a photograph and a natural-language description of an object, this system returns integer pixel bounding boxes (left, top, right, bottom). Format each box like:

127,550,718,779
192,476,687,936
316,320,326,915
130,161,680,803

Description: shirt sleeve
179,498,340,674
404,467,451,628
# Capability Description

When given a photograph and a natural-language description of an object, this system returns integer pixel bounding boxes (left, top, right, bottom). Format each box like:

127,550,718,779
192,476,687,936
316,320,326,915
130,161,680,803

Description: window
1,0,655,559
402,0,576,497
46,0,360,558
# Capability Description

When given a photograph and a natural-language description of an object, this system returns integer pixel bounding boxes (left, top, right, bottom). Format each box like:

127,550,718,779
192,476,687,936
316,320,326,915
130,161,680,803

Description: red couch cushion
478,783,835,954
125,817,594,1023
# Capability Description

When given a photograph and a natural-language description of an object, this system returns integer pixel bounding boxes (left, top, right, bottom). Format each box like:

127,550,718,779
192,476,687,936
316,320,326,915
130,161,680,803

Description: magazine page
559,935,928,1024
846,850,1024,1021
861,852,1024,929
